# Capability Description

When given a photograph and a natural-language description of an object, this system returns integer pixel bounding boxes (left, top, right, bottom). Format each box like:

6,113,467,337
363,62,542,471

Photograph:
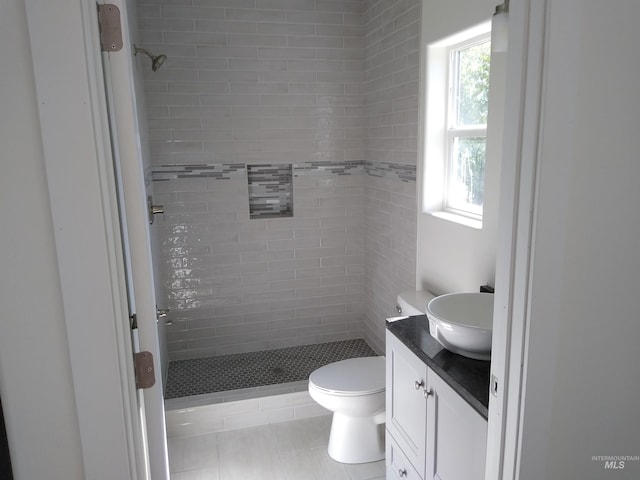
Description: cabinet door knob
414,379,424,390
398,468,407,477
424,388,433,398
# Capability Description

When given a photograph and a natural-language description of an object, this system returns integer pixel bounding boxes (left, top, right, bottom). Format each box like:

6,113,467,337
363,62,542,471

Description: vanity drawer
386,431,423,480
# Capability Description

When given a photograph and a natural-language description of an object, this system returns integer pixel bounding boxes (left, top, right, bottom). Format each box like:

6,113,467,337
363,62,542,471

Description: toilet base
327,412,385,464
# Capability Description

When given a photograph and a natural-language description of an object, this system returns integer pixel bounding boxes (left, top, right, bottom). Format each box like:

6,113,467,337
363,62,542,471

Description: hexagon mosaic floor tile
164,339,377,399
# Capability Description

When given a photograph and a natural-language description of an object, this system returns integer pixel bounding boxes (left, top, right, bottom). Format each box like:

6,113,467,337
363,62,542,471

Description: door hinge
129,313,137,329
97,4,123,52
134,351,156,389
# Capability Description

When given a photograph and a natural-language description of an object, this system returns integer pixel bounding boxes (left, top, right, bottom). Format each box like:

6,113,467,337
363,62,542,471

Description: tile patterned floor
165,339,378,400
168,415,386,480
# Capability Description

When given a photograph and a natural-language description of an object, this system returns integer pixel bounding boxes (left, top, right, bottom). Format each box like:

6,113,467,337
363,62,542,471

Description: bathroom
138,0,429,472
109,0,640,476
132,0,505,476
3,0,640,479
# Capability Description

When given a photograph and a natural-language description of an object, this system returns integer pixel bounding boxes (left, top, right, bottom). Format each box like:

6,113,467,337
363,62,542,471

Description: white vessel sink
426,293,493,361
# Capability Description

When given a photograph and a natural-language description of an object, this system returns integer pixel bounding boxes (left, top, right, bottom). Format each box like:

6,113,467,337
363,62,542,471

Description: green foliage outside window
457,41,491,126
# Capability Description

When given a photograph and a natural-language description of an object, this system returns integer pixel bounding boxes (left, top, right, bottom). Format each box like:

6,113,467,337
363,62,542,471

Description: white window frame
423,22,491,229
444,33,490,219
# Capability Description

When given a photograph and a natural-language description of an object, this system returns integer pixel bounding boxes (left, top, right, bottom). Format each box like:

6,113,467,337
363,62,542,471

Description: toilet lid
309,357,385,396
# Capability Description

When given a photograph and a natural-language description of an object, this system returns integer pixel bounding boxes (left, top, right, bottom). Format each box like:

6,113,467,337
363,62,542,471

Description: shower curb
165,391,329,438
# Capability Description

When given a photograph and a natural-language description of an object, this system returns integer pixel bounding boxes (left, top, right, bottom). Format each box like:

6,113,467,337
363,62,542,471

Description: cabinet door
425,369,487,480
386,331,428,475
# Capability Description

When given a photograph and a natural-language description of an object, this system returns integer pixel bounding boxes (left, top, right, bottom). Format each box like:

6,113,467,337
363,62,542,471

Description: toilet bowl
308,356,386,464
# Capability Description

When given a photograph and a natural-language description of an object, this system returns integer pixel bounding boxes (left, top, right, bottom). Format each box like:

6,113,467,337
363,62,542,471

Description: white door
98,1,170,479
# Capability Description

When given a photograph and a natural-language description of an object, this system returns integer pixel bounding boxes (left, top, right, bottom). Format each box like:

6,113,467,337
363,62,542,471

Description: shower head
151,54,167,72
133,44,167,72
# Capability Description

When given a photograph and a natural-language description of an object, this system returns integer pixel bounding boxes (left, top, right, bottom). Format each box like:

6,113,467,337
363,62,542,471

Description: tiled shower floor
164,339,377,401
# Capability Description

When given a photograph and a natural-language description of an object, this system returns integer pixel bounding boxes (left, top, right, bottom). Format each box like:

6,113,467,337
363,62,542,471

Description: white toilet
308,356,386,464
397,289,435,316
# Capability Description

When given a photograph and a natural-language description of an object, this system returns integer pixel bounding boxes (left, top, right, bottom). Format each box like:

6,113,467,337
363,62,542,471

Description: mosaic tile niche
247,164,293,219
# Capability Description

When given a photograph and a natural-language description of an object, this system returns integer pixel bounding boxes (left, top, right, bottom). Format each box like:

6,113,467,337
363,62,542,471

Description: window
423,23,492,228
445,35,491,219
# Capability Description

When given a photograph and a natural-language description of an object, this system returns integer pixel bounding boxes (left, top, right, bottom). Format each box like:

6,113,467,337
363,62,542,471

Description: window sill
428,210,483,230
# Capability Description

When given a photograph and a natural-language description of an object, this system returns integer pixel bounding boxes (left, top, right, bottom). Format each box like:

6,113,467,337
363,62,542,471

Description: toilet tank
396,290,435,316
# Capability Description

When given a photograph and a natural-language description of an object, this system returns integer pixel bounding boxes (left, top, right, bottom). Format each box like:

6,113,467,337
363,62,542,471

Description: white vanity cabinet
386,330,428,472
385,330,487,480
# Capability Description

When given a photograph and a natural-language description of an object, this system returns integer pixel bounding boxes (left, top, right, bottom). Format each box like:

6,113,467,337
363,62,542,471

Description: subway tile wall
362,0,420,353
136,0,365,167
152,166,365,359
137,0,367,360
137,0,419,360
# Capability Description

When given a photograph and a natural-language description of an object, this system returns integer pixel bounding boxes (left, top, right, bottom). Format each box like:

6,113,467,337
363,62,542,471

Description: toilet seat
308,357,385,396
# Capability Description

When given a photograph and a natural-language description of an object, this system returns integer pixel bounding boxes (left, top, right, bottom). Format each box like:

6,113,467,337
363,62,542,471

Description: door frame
485,0,548,478
23,0,168,478
100,0,170,478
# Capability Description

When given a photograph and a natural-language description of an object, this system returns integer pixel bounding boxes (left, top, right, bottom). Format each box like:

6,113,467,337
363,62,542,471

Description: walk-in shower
136,0,420,407
150,161,373,406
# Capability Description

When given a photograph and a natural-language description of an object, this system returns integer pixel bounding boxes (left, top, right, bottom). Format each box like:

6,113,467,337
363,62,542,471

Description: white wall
0,1,85,477
416,0,503,295
518,1,640,477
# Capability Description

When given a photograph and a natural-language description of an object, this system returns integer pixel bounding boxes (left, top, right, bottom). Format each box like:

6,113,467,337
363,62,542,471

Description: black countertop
386,314,491,419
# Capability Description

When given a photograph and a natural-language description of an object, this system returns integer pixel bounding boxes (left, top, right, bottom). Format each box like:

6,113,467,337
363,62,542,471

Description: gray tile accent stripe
365,162,417,183
152,163,246,181
293,160,364,176
150,161,415,182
